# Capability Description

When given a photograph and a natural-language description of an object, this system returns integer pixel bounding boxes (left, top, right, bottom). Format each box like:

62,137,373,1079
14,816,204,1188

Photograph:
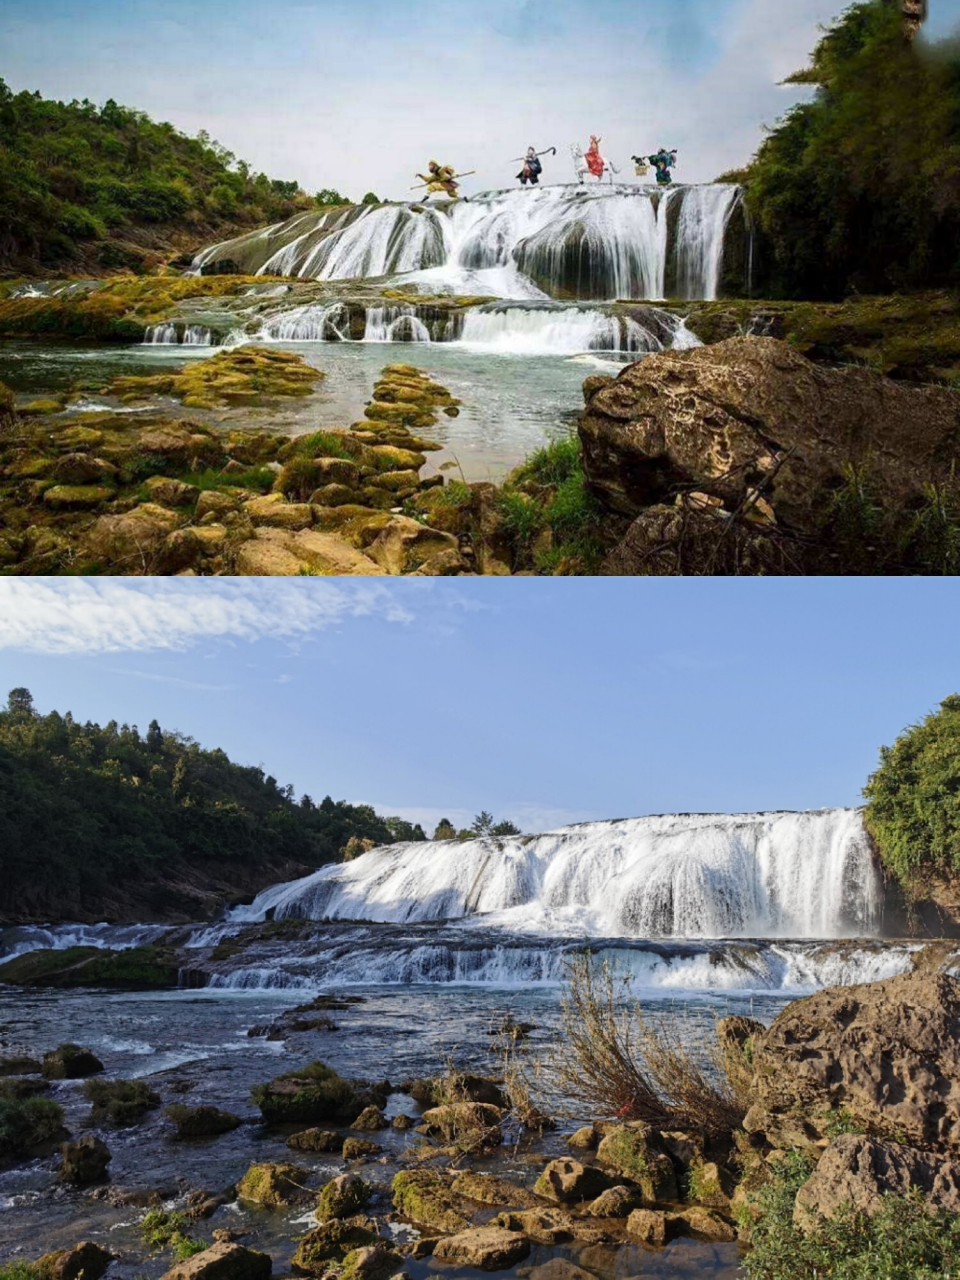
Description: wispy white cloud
0,580,415,656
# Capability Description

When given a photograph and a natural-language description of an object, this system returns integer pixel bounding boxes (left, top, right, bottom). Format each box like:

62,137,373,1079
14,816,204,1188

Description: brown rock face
579,338,960,568
37,1242,113,1280
744,971,960,1150
159,1242,272,1280
59,1135,111,1185
432,1227,530,1271
533,1159,611,1205
794,1135,960,1230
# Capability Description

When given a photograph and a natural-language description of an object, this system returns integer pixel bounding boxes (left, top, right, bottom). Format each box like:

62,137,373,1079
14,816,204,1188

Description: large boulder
36,1242,113,1280
165,1104,241,1138
83,503,181,572
291,1220,381,1274
420,1101,503,1144
391,1170,471,1233
250,1062,357,1124
364,515,461,575
580,338,960,525
317,1173,371,1221
432,1227,530,1271
793,1135,960,1231
42,1044,103,1080
159,1242,271,1280
595,1125,678,1202
533,1158,611,1205
236,1161,304,1208
744,971,960,1151
59,1135,111,1185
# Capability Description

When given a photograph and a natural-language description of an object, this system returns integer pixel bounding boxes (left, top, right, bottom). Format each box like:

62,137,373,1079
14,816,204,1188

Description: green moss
109,347,322,409
292,1221,380,1274
317,1175,371,1222
140,1208,206,1259
0,945,177,989
83,1077,160,1126
237,1161,303,1208
251,1061,356,1124
391,1171,469,1233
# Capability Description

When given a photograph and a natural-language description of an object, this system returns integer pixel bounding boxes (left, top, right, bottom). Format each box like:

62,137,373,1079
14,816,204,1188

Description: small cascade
256,302,351,342
143,322,178,344
183,325,213,346
456,303,691,356
232,808,885,940
194,184,747,302
363,306,432,343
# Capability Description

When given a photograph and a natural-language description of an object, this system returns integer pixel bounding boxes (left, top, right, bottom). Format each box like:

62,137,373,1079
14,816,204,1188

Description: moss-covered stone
42,1044,104,1080
42,484,113,510
288,1127,343,1152
164,1103,242,1138
342,1137,381,1159
83,1077,160,1126
0,946,178,990
595,1126,678,1202
291,1219,381,1274
110,346,322,410
391,1171,470,1233
237,1160,304,1208
317,1174,371,1221
251,1061,356,1124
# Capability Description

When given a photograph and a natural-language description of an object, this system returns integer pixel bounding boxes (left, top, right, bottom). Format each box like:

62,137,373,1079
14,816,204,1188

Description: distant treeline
0,80,312,270
734,1,960,298
0,688,426,923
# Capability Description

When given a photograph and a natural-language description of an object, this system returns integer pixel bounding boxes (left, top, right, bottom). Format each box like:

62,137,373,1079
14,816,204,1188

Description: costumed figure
518,147,543,186
648,148,678,185
415,160,461,199
572,136,619,184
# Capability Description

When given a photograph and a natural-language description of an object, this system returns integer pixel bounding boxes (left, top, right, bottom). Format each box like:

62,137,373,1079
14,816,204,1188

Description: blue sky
0,578,957,835
3,0,958,199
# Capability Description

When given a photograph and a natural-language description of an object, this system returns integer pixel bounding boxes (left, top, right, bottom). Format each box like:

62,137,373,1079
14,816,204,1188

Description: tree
492,819,521,836
146,719,163,753
6,688,35,718
470,811,520,837
315,188,347,206
384,816,427,842
360,192,380,205
863,694,960,895
433,818,457,841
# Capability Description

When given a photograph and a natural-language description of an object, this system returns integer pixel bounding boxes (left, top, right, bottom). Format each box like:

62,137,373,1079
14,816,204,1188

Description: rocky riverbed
3,967,960,1280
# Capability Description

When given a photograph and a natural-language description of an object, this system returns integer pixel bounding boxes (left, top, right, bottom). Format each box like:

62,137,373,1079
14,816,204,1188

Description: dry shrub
548,953,749,1138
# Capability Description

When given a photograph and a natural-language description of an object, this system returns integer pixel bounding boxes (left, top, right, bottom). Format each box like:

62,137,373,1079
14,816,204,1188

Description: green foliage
499,433,605,573
360,192,381,205
179,464,275,494
287,431,357,461
140,1209,206,1258
511,434,582,488
315,189,348,206
742,1149,960,1279
83,1077,160,1125
0,79,309,268
471,811,521,837
0,1265,38,1280
742,3,960,297
383,816,427,842
0,1095,64,1155
0,689,420,920
864,694,960,895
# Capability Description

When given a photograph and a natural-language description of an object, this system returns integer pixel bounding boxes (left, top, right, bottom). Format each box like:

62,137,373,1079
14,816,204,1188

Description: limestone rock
43,484,112,510
533,1158,611,1205
492,1208,576,1244
59,1135,111,1185
236,1161,304,1208
420,1101,503,1144
340,1245,404,1280
596,1125,678,1201
159,1242,272,1280
351,1105,388,1131
343,1137,381,1159
318,1173,371,1221
391,1170,470,1233
43,1044,104,1080
164,1104,241,1138
527,1261,594,1280
587,1184,644,1217
365,515,461,575
744,971,960,1151
451,1171,537,1207
195,490,239,521
292,1219,381,1274
288,1128,343,1152
244,493,313,530
144,476,200,507
626,1207,668,1245
567,1125,600,1151
50,454,117,485
83,503,180,571
793,1135,960,1231
432,1227,530,1271
580,338,960,533
36,1242,113,1280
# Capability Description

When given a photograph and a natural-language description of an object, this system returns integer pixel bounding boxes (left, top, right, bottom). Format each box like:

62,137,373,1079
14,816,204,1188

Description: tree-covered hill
0,688,425,924
736,0,960,298
0,80,314,275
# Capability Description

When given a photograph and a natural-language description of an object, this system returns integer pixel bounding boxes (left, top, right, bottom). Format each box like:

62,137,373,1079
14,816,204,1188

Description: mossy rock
343,1137,381,1159
288,1127,343,1152
237,1160,304,1208
291,1219,381,1274
42,1044,104,1081
317,1173,371,1221
391,1171,470,1233
20,398,66,416
0,1094,65,1156
83,1077,160,1127
165,1103,242,1137
595,1125,678,1202
0,946,178,990
42,484,113,510
251,1061,356,1124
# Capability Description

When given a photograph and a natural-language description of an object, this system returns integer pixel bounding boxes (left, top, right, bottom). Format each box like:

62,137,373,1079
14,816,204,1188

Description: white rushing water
231,808,884,940
193,184,744,302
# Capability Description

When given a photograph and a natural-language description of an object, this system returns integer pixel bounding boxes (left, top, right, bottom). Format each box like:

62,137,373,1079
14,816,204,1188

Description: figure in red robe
585,135,606,179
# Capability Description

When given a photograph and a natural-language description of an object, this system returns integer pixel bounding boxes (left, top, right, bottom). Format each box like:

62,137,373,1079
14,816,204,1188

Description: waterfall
231,808,884,940
456,303,692,356
143,322,178,344
363,306,432,343
193,184,746,302
183,325,212,346
142,323,213,346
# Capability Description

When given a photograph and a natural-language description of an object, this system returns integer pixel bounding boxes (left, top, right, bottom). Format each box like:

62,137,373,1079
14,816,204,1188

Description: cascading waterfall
193,184,745,302
232,808,884,940
144,322,178,344
142,323,213,346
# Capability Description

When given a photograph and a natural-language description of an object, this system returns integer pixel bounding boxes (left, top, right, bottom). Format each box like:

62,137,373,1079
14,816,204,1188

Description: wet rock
159,1242,272,1280
292,1219,381,1274
433,1227,530,1272
36,1241,113,1280
669,1207,737,1242
365,515,461,575
391,1114,415,1130
50,453,117,485
234,527,385,576
660,1130,705,1170
288,1127,343,1152
596,1125,678,1201
793,1134,960,1230
236,1161,305,1208
0,1055,41,1076
451,1172,537,1207
43,484,112,510
586,1184,644,1217
340,1245,405,1280
686,1159,734,1210
492,1209,575,1244
527,1261,594,1280
533,1159,611,1205
343,1137,381,1159
744,971,960,1151
566,1125,600,1151
59,1134,111,1185
391,1170,470,1233
351,1105,388,1131
251,1061,356,1124
164,1104,242,1138
318,1173,371,1221
43,1044,104,1080
626,1207,668,1246
420,1101,503,1145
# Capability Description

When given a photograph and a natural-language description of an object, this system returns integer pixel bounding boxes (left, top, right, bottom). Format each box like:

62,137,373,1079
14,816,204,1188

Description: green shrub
742,1149,960,1279
512,434,581,487
83,1077,160,1126
287,431,356,461
864,694,960,895
0,1095,64,1155
140,1208,205,1258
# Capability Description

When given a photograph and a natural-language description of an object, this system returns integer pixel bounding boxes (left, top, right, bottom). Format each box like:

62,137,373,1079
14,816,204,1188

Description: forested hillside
736,1,960,298
0,80,312,274
0,688,425,923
